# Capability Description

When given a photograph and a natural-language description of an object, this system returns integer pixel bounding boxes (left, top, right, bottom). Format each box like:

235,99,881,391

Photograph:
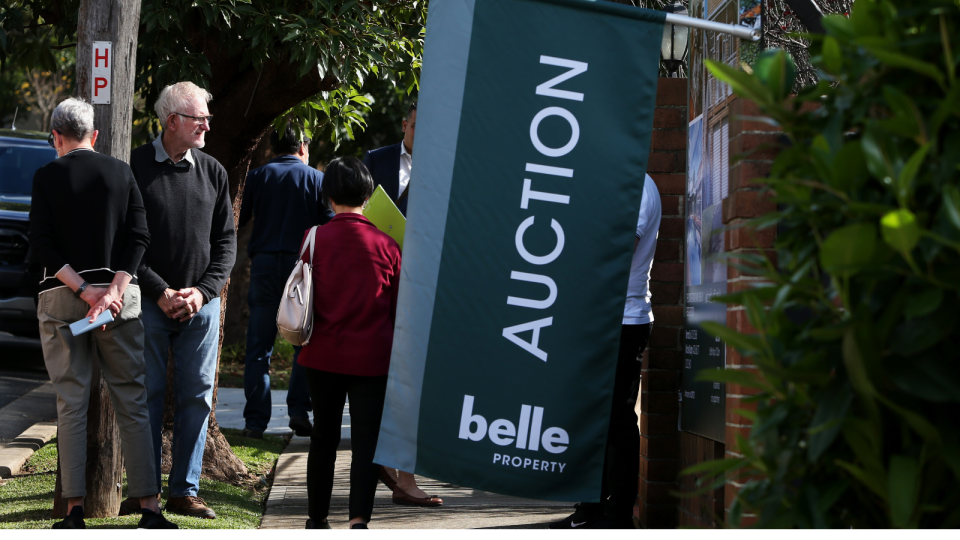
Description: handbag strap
299,225,319,260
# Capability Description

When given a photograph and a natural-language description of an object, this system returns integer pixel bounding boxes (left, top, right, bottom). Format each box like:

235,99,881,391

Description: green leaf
896,144,929,205
867,47,946,89
699,321,764,353
943,185,960,231
904,287,942,319
705,59,773,106
807,380,853,463
835,460,886,499
819,223,880,277
888,455,919,528
821,36,842,74
880,209,921,256
753,49,797,100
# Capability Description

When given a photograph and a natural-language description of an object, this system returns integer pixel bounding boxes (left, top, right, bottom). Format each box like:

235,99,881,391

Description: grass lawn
0,428,286,529
219,335,296,390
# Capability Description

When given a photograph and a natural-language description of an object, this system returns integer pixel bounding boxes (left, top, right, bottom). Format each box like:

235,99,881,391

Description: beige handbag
277,226,318,346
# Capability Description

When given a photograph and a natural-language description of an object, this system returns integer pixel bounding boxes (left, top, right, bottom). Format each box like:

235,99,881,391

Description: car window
0,144,57,196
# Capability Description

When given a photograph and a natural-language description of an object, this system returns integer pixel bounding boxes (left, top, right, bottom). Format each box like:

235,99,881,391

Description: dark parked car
0,129,57,337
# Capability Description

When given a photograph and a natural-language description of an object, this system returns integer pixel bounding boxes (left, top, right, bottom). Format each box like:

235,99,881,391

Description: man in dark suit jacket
362,102,416,216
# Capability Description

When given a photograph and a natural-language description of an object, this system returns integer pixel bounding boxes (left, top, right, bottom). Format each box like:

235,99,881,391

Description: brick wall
720,97,780,526
638,77,686,529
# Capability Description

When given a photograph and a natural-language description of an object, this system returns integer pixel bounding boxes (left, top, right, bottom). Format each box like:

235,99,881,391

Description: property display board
373,0,665,502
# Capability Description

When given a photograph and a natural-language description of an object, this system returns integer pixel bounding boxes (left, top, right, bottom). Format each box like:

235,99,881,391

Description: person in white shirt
361,102,416,217
550,174,662,529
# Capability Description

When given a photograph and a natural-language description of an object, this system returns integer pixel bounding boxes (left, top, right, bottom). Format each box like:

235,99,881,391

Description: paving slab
260,437,573,529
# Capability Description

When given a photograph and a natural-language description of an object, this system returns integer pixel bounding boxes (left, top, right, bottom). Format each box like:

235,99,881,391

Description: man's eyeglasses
175,112,213,125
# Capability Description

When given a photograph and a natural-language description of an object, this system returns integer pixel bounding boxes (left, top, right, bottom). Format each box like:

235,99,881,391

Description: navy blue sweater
239,155,333,257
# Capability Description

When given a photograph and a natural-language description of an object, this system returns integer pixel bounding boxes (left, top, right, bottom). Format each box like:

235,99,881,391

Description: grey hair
50,97,95,141
154,81,213,129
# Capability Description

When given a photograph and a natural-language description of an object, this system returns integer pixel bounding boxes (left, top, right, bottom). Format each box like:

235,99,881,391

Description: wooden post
53,0,142,519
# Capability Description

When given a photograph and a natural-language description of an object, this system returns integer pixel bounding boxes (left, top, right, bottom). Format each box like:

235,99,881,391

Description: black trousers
305,368,387,523
583,323,651,519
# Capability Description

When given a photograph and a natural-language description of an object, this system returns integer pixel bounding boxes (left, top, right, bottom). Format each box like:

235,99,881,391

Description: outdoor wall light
660,1,691,77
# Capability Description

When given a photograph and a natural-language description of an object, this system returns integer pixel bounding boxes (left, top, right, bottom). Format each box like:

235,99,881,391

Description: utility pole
52,0,142,519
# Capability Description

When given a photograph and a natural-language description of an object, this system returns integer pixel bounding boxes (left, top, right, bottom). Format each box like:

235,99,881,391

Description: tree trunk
53,360,123,518
53,0,141,518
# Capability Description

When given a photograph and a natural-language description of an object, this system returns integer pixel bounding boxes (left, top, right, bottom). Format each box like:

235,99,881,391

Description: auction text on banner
375,0,665,502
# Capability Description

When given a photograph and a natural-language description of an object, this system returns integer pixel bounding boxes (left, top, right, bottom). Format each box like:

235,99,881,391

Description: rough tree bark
53,0,141,518
155,17,340,478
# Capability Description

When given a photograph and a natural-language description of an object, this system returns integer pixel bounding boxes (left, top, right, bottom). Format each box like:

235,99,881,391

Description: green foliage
695,0,960,528
135,0,425,147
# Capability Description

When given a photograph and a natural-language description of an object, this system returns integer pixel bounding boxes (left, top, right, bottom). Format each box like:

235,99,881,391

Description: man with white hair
125,81,236,520
29,97,176,529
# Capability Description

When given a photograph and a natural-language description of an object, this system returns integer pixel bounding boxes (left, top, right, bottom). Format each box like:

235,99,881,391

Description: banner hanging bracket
664,13,760,41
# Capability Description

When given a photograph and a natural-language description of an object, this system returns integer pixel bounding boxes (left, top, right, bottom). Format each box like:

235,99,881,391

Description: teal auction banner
374,0,665,502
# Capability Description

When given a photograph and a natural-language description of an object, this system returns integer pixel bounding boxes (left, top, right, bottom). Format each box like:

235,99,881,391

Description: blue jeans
142,296,221,498
243,253,312,432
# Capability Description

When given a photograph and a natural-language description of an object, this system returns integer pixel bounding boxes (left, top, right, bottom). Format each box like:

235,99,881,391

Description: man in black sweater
29,97,176,529
125,81,236,520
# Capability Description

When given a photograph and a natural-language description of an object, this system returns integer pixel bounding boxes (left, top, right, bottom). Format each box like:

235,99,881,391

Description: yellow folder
363,185,406,251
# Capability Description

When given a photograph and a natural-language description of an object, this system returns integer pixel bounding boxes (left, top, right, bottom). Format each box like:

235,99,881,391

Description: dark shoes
118,494,162,516
165,496,217,519
52,506,85,529
137,509,179,529
392,489,443,507
241,427,264,439
305,518,332,529
547,503,602,529
289,416,313,437
350,522,369,529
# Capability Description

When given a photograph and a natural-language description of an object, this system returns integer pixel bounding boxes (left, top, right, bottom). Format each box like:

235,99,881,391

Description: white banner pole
664,13,761,41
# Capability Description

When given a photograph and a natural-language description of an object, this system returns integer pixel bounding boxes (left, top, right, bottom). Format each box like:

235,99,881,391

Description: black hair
323,157,374,208
406,101,417,119
270,122,310,155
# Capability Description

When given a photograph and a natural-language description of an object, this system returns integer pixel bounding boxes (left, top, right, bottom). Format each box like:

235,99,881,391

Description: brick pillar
720,97,780,526
638,77,686,529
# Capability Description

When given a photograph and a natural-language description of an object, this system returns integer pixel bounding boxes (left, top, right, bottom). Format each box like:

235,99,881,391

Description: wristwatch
75,281,89,299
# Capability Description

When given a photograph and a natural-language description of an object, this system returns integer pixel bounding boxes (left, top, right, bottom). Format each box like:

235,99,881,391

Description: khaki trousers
37,285,158,499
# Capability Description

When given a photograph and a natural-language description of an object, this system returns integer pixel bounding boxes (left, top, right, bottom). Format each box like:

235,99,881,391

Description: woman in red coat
298,157,401,529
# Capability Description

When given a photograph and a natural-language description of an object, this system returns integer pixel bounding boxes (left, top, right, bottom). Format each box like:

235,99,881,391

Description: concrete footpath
261,437,573,529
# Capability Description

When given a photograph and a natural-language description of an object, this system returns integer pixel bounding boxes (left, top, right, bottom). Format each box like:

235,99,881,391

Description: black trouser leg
583,323,651,519
345,374,387,523
305,368,346,523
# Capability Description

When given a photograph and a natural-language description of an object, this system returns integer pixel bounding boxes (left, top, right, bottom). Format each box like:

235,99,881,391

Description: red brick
641,478,679,505
654,305,683,326
725,223,776,250
651,263,684,282
726,309,761,335
730,97,762,118
650,326,679,349
654,239,681,262
648,151,681,173
729,160,773,192
641,412,679,435
725,396,758,424
658,216,684,238
643,369,679,392
653,107,684,129
731,132,783,162
724,425,752,449
650,173,685,195
645,349,683,369
726,250,777,278
650,282,682,305
641,390,680,415
658,194,682,216
651,129,687,152
656,77,688,106
725,345,758,368
722,190,776,223
641,456,679,482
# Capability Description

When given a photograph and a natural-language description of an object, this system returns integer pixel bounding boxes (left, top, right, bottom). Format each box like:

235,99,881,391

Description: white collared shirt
399,142,412,195
152,133,195,168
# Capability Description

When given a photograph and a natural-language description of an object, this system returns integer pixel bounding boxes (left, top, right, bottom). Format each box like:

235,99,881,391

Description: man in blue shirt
238,123,334,438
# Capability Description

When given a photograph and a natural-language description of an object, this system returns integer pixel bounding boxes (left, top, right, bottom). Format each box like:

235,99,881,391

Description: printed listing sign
374,0,665,502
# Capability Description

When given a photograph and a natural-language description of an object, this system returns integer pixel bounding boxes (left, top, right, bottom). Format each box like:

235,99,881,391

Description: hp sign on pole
91,41,111,104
